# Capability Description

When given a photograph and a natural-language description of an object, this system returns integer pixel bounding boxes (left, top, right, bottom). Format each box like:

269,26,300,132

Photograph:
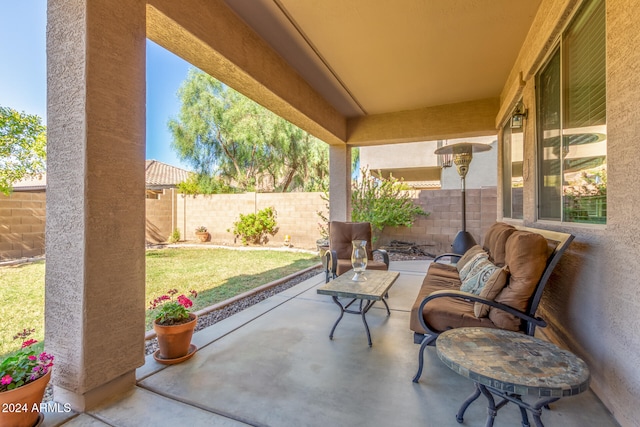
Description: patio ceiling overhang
146,0,542,147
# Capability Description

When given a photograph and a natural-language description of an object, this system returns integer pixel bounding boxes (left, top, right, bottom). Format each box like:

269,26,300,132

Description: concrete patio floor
43,261,618,427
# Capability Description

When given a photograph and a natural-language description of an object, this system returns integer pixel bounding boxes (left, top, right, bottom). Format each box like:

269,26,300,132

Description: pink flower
28,355,37,361
39,352,54,363
177,295,193,308
1,375,12,385
21,338,38,348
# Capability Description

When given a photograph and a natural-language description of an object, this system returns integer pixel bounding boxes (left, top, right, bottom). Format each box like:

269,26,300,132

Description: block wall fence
146,187,497,254
0,192,46,260
0,187,497,260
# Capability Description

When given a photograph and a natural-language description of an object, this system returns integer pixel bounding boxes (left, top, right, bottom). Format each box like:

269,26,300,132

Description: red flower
21,338,38,348
177,295,193,308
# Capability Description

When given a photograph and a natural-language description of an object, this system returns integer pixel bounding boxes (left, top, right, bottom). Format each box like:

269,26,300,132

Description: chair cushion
455,245,486,273
329,221,374,260
410,274,497,334
489,230,550,330
460,257,501,295
335,259,388,276
474,266,510,318
482,222,516,266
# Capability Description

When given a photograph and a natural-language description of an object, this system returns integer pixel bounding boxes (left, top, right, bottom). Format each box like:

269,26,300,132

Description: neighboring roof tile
145,160,191,187
13,160,191,191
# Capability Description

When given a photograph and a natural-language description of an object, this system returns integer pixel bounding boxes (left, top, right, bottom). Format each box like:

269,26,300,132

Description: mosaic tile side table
436,327,590,427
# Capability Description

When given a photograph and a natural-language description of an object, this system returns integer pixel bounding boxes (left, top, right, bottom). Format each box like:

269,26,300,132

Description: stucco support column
46,0,146,411
329,145,351,221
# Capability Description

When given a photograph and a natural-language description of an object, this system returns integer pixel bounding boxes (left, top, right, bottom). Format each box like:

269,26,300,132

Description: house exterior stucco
495,1,640,425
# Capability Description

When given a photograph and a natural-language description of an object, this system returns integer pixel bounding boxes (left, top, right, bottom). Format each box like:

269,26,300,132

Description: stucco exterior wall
45,0,146,410
0,192,46,260
496,1,640,425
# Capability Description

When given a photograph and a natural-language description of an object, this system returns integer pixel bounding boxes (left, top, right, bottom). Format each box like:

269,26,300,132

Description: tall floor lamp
434,142,492,254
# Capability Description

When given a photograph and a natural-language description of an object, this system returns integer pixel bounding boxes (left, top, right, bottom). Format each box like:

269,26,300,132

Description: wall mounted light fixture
510,101,528,129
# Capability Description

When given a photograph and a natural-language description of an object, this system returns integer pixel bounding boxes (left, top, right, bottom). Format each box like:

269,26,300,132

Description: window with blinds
502,120,523,220
536,0,606,224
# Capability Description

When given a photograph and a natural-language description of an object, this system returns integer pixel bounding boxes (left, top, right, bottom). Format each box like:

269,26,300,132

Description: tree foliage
351,168,429,241
0,106,46,195
168,69,329,193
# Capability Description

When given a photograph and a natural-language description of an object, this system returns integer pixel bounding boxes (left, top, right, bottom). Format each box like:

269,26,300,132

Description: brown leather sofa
410,222,574,382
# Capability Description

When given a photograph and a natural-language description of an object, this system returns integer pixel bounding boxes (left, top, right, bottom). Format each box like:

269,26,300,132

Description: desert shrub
168,229,181,243
351,168,428,242
230,207,278,245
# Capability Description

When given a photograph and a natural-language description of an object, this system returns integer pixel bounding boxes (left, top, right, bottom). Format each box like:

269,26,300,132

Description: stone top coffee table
436,327,590,427
317,269,399,346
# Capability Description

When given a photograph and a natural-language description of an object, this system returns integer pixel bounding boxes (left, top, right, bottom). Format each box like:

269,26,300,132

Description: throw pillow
458,251,489,284
460,257,500,295
455,245,485,273
473,266,510,318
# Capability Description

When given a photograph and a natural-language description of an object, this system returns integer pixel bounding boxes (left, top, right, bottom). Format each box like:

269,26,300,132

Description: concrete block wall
378,187,497,255
257,192,327,248
175,192,327,249
0,192,46,260
1,188,497,258
145,189,176,243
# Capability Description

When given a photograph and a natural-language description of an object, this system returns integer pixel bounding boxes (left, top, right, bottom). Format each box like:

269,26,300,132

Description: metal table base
329,296,390,346
456,383,559,427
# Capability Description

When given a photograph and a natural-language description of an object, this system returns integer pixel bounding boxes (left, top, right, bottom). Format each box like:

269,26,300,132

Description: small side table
317,270,399,346
436,328,590,427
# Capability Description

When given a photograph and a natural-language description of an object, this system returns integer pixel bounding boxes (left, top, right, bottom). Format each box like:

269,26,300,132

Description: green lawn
0,248,319,356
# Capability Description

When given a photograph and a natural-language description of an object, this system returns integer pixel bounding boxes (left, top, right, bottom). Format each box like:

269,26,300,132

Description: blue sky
0,1,194,170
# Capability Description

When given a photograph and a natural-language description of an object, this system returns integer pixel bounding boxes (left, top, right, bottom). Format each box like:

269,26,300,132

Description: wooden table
436,327,590,427
317,269,399,346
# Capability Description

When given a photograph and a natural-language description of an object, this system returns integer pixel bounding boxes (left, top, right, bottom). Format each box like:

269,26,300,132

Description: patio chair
324,221,389,283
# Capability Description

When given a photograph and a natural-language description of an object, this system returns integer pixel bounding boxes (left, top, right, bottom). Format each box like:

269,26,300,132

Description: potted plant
149,289,199,364
195,226,210,242
0,328,54,427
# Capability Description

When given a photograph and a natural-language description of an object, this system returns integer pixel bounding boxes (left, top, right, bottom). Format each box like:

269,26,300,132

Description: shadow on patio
44,261,616,427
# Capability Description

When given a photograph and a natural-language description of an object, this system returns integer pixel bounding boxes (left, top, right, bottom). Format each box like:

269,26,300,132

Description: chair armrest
373,248,390,268
324,250,339,283
433,253,464,263
416,289,547,336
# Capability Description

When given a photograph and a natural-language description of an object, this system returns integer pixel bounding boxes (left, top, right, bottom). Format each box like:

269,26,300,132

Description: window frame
534,0,607,226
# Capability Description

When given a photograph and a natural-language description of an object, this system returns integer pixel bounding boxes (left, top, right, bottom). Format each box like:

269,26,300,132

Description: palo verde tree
0,106,46,195
168,69,328,193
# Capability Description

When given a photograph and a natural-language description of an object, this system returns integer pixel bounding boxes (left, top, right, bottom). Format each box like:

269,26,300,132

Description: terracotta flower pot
195,232,210,242
153,313,197,359
0,369,51,427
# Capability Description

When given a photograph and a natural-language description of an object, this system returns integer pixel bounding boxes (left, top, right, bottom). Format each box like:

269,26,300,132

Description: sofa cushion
489,230,550,330
428,263,459,280
410,274,497,334
329,222,374,260
482,222,516,266
474,266,510,318
460,258,501,295
455,245,486,273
